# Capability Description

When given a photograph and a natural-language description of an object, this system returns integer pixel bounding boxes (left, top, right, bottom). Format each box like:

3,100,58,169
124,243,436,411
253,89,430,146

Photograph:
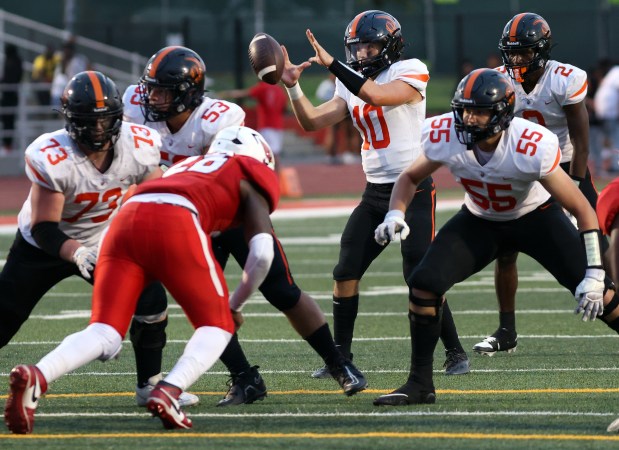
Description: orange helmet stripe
569,79,588,99
86,71,105,109
509,13,527,42
463,69,483,99
148,46,179,78
348,12,365,38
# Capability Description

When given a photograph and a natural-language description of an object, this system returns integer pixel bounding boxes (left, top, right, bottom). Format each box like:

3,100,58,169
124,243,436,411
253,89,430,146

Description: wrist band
286,83,304,101
328,59,367,96
581,229,603,268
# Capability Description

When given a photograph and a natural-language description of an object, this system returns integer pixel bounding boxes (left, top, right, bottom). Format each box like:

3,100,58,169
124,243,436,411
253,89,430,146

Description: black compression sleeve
31,221,71,257
328,60,368,96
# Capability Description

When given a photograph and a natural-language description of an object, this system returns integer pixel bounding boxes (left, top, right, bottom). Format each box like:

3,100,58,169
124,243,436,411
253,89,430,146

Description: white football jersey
18,122,162,248
423,114,561,221
123,84,245,167
497,60,587,164
335,59,429,183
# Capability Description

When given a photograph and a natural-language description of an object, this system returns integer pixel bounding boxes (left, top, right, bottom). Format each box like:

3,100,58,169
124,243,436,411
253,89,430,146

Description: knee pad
134,282,168,317
130,315,168,351
409,266,446,297
87,323,123,361
259,280,302,311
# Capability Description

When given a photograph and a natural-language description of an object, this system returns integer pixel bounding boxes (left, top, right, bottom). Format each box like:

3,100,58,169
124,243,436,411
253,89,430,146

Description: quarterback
282,10,469,378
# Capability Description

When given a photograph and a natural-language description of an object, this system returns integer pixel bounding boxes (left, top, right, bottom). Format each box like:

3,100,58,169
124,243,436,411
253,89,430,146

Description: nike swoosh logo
544,100,553,104
345,367,358,385
30,377,40,404
160,388,182,415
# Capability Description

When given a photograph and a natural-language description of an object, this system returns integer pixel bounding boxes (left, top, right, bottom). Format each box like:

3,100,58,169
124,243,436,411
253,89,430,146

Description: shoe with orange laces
4,365,48,434
146,381,192,429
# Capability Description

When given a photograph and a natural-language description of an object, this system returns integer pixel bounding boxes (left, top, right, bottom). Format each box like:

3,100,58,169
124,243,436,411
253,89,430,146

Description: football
248,33,284,85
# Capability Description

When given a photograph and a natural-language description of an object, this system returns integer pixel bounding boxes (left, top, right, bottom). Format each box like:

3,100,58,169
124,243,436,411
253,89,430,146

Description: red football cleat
146,382,192,430
4,365,48,434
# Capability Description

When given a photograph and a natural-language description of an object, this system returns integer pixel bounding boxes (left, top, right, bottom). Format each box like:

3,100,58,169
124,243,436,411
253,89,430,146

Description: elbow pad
31,221,71,257
229,233,274,311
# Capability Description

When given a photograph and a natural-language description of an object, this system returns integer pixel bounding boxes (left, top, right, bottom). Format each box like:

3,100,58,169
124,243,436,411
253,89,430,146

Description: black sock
408,310,441,390
499,311,516,334
333,294,359,359
135,348,163,388
130,318,167,388
219,333,251,375
439,299,464,353
304,323,341,366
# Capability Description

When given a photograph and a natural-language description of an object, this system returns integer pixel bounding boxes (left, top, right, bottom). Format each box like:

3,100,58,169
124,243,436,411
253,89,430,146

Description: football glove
72,246,97,279
374,210,410,246
574,268,605,321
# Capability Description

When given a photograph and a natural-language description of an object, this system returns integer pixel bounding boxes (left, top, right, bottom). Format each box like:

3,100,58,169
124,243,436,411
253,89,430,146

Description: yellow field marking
1,387,618,400
0,431,618,441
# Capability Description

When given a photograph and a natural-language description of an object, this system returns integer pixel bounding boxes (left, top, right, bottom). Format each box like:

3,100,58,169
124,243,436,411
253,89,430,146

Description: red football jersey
248,82,287,130
597,177,619,236
134,152,279,232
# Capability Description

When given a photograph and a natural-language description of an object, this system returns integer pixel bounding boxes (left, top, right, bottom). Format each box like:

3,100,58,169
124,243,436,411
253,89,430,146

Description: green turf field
1,209,619,449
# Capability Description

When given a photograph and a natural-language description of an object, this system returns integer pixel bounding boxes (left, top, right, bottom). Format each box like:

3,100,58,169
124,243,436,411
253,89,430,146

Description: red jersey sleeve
236,155,280,212
597,178,619,236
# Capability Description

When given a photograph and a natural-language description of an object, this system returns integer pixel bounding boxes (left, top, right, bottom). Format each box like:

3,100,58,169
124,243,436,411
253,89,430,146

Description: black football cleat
216,365,267,407
328,359,367,396
373,383,436,406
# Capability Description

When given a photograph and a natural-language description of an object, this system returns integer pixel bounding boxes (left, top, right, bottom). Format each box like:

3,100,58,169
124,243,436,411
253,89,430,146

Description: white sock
164,326,232,390
37,323,122,384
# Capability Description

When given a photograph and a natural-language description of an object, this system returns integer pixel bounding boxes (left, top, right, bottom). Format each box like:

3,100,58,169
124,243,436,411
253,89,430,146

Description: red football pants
90,202,234,337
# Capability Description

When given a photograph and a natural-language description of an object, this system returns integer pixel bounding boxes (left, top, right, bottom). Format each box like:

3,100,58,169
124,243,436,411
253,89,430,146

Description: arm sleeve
228,233,274,311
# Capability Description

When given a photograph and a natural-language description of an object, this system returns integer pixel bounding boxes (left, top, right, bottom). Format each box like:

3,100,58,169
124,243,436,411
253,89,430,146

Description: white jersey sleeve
122,84,147,125
511,60,587,164
18,124,162,249
422,116,559,221
138,97,246,167
334,59,428,183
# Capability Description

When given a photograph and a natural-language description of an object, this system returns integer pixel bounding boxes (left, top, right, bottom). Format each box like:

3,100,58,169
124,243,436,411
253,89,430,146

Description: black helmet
344,10,404,78
451,68,515,148
139,46,206,122
61,71,123,152
498,12,552,82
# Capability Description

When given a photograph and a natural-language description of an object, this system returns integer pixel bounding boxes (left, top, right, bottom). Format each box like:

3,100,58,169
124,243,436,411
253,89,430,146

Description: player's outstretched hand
280,45,311,88
306,29,334,67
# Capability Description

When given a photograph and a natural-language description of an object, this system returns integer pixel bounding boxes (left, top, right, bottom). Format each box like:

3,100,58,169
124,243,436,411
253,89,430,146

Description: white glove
574,268,605,321
374,210,410,246
72,246,97,279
